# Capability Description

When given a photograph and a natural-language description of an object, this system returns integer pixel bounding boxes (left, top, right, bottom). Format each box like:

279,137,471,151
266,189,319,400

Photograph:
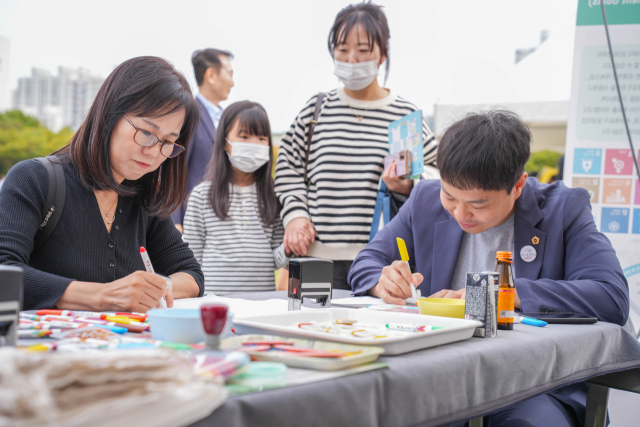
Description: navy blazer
349,178,629,326
172,97,217,225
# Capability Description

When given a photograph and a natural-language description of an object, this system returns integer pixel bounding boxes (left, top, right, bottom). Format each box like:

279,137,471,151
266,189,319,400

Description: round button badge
520,246,537,263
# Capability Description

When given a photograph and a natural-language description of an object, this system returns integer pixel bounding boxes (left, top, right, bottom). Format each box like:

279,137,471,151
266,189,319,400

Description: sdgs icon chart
564,1,640,329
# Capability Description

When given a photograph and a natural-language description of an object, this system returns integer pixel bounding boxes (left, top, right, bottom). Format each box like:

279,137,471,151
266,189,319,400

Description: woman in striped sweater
274,2,438,290
183,101,291,295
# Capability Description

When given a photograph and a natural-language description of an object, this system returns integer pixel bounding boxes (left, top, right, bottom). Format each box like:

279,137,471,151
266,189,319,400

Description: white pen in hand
140,246,167,308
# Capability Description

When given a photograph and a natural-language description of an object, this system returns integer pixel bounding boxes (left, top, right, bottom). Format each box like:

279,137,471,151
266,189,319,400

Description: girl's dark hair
206,101,278,226
54,56,199,218
328,1,390,83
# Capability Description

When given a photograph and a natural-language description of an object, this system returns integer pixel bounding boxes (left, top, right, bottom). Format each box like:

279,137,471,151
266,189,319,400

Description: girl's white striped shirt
182,181,289,295
274,88,438,261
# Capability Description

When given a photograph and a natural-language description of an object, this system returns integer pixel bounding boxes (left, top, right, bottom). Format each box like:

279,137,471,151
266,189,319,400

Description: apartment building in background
13,66,104,131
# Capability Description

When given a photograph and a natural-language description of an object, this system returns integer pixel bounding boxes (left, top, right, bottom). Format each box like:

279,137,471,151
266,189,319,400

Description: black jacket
0,159,204,310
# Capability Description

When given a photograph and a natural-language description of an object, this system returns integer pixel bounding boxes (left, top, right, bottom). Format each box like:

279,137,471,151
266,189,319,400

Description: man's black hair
191,48,234,86
437,110,531,194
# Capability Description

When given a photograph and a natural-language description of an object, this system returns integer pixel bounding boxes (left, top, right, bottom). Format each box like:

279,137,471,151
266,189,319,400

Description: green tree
525,150,563,175
0,110,74,176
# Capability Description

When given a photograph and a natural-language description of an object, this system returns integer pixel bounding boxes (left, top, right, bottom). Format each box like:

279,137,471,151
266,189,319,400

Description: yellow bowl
417,298,465,319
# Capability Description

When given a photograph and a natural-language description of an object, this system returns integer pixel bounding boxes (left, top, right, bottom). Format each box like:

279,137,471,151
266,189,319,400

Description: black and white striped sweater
274,88,437,261
183,182,289,295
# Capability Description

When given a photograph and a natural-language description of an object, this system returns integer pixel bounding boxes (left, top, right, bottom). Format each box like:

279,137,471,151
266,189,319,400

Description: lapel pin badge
532,236,540,245
520,245,537,263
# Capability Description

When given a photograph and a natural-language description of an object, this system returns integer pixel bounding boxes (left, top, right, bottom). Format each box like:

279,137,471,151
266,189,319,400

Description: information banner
564,0,640,330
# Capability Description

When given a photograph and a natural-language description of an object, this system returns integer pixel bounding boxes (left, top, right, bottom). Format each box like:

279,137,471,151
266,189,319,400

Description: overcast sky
0,0,578,132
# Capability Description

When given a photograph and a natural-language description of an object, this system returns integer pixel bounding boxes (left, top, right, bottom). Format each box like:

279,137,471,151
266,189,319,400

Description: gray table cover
191,291,640,427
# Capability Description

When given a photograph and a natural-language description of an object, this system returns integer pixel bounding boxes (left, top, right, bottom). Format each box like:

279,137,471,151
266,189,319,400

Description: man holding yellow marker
348,111,628,427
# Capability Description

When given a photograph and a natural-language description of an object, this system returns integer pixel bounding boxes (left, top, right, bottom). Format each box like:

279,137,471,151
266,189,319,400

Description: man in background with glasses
172,48,235,232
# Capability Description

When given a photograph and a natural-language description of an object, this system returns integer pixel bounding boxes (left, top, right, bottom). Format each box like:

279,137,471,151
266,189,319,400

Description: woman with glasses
0,56,204,311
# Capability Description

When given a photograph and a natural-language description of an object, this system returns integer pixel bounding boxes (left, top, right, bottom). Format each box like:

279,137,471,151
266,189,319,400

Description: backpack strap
303,92,325,187
33,156,66,252
369,181,392,242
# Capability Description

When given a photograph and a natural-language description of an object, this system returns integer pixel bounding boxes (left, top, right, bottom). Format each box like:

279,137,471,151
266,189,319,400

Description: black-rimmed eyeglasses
124,115,185,158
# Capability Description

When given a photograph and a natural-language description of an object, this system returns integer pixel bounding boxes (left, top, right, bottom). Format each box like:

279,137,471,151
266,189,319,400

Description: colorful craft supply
194,352,250,379
115,312,147,321
236,344,273,352
242,340,294,346
36,309,103,318
234,361,287,378
236,340,359,359
19,313,40,321
104,316,143,325
19,323,53,330
385,323,444,332
84,317,145,333
18,329,54,338
336,319,358,325
24,342,57,352
159,341,194,351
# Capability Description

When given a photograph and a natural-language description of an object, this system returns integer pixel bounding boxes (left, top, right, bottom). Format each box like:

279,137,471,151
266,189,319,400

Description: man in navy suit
172,48,235,232
348,111,629,426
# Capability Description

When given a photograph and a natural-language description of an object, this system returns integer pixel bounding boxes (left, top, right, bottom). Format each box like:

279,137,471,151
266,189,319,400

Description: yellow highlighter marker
104,316,142,325
396,238,418,304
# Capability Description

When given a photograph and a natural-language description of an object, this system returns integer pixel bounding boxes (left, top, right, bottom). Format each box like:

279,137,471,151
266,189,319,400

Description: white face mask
333,59,379,91
226,140,270,173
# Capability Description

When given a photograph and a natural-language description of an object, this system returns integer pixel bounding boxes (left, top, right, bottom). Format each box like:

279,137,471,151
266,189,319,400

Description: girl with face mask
274,1,439,290
183,101,291,295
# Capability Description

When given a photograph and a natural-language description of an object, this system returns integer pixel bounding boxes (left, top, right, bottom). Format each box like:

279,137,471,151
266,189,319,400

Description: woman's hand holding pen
284,217,316,256
101,271,171,312
370,260,423,305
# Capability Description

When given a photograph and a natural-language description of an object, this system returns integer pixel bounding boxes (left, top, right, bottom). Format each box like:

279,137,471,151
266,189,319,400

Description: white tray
221,334,384,371
232,308,482,356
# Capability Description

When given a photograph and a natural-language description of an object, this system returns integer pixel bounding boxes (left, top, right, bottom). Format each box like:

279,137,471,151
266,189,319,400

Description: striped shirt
182,181,289,295
274,88,438,261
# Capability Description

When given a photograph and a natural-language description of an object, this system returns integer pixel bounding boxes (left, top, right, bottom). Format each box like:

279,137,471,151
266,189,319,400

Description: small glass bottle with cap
495,251,516,330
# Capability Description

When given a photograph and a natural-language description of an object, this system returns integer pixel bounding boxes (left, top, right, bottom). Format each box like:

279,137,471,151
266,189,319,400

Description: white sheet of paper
173,296,299,319
331,296,390,306
332,289,420,306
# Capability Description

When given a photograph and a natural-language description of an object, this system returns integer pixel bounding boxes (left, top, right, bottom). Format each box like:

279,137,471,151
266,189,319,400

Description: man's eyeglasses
124,115,185,158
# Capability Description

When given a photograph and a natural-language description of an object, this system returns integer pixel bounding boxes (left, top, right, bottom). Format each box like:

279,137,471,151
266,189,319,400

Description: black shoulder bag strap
33,156,66,252
303,92,325,187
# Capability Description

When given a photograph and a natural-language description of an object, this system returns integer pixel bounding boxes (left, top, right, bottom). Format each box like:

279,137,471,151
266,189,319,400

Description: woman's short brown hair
56,56,199,218
328,1,391,82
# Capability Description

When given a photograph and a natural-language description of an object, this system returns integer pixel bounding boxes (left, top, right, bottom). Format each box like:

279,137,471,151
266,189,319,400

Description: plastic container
148,309,234,344
417,298,465,319
222,334,384,371
232,308,481,356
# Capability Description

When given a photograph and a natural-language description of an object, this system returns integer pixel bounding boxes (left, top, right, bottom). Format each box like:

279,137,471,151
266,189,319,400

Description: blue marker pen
515,315,547,327
94,324,128,334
